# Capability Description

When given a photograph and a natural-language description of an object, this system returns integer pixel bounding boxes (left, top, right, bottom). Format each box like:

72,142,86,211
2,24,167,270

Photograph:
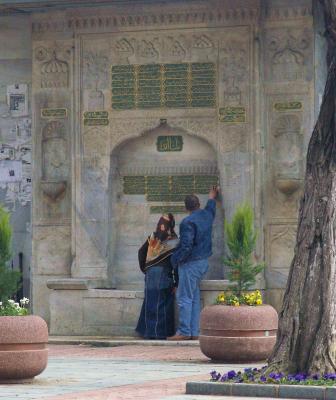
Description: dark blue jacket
171,199,216,267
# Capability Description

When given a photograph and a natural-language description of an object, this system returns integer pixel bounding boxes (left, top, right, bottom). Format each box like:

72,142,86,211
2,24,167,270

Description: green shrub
0,205,21,303
224,203,264,297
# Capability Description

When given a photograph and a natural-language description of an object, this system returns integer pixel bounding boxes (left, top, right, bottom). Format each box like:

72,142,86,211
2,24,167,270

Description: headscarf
138,214,178,272
154,213,177,241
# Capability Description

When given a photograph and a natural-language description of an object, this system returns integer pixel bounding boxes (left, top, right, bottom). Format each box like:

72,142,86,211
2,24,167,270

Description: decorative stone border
186,381,336,400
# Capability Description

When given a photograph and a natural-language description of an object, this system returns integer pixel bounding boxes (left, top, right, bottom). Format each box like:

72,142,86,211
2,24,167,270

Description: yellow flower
218,294,225,301
256,299,262,305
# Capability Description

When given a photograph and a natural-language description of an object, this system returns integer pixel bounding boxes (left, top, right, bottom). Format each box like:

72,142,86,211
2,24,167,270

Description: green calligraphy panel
150,205,186,214
83,111,108,119
111,65,136,110
41,108,67,118
171,175,194,194
123,174,218,202
219,106,246,123
157,136,183,152
123,176,146,195
111,62,216,110
195,175,219,193
274,101,303,112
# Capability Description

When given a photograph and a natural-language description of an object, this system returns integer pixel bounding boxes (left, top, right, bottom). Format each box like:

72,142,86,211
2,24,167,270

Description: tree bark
267,0,336,374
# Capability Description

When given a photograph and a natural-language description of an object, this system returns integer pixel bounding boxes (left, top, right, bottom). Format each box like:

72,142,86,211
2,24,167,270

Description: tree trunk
267,0,336,374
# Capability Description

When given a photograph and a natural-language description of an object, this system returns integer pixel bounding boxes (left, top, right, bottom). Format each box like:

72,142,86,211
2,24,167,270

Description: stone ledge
47,278,109,290
83,289,144,299
186,381,336,399
49,336,200,347
200,280,231,291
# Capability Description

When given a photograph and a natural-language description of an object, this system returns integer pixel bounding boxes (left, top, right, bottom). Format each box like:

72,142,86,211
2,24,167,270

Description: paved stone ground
0,344,301,400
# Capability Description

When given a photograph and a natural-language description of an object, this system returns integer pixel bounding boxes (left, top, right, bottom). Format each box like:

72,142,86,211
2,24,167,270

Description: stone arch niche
108,124,224,290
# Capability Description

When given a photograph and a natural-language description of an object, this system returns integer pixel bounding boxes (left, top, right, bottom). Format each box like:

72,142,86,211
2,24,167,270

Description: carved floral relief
34,45,72,89
42,121,68,181
191,34,216,61
220,41,248,106
272,114,303,196
269,225,296,272
266,29,312,82
83,49,109,90
40,120,69,210
111,32,217,65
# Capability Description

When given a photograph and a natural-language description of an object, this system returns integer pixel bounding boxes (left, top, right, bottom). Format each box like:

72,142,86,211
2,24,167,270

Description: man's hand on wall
209,185,219,200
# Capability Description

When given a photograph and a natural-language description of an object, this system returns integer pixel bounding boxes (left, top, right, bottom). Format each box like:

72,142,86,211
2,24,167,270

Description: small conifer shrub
0,205,21,304
216,204,264,305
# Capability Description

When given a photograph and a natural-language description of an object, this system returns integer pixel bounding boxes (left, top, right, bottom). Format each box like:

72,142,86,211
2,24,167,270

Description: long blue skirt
136,265,175,339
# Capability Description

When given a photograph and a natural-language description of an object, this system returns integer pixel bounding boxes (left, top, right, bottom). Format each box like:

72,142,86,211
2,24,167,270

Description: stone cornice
264,4,312,21
32,7,260,33
31,3,314,34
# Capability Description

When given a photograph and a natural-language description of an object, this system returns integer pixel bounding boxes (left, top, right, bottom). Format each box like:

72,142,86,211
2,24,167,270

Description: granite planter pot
199,304,278,362
0,316,48,381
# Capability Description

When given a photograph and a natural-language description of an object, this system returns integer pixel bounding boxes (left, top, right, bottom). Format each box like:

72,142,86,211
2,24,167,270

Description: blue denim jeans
176,259,209,336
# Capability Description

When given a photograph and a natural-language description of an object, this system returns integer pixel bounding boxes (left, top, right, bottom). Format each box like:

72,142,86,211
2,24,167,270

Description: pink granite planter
199,304,278,362
0,316,48,380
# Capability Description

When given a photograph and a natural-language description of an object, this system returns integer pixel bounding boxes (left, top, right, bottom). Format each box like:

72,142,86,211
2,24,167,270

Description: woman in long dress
136,214,178,339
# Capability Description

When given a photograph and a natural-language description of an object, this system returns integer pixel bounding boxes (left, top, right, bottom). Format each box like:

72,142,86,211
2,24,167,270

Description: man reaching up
168,186,219,340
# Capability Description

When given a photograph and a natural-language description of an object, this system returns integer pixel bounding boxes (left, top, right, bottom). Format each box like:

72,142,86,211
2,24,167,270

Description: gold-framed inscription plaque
219,106,246,123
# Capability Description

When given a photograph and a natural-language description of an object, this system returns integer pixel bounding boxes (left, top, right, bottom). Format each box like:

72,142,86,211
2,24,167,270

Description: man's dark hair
185,195,200,212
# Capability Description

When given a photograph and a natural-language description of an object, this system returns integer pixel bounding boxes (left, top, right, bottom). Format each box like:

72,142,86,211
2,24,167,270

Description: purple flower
210,370,221,381
260,375,266,382
227,370,237,379
287,374,295,381
323,373,336,380
311,373,320,380
220,373,229,382
270,372,284,380
294,373,307,382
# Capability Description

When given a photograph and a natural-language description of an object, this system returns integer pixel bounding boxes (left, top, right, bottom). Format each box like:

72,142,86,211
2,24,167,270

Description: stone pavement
0,343,302,400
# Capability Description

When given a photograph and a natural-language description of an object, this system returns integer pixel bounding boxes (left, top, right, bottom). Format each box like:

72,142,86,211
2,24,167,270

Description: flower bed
210,367,336,386
0,298,29,316
216,290,263,306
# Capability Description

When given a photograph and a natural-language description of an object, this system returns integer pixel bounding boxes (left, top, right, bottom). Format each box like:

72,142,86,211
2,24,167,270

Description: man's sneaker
191,336,199,340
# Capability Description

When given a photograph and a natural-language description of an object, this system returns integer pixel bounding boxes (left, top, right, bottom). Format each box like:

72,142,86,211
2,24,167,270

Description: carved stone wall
32,40,73,322
263,8,314,296
74,24,254,282
29,0,319,327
